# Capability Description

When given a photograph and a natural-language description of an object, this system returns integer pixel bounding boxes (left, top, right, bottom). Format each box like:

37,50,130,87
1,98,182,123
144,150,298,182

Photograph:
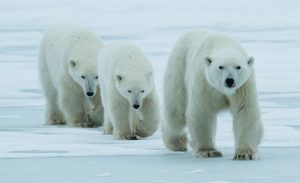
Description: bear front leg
45,92,65,125
232,104,263,160
112,112,136,140
86,90,104,127
87,106,103,127
41,75,65,125
187,103,222,157
46,104,65,125
230,81,264,160
109,97,137,140
112,116,136,140
135,92,160,138
103,111,113,134
58,87,88,127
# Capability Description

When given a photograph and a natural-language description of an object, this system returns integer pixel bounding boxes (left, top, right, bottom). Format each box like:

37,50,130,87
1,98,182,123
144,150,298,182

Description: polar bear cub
98,41,160,139
162,31,263,160
39,24,104,127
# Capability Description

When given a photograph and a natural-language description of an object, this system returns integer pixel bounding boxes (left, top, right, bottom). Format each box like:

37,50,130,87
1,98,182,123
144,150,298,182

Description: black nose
225,78,235,87
133,104,140,109
87,92,94,96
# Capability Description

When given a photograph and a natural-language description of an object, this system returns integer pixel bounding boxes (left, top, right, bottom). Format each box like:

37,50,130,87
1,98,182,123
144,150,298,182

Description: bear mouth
225,84,236,88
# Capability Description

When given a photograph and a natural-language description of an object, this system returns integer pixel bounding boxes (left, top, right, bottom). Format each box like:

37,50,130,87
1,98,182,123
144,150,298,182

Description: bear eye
236,66,241,70
95,76,99,79
141,90,145,93
81,75,86,79
116,75,122,81
128,90,132,93
219,66,224,70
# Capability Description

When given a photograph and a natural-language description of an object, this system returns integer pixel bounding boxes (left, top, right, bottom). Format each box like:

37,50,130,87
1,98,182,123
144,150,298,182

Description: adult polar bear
98,41,160,140
163,31,263,160
39,24,104,127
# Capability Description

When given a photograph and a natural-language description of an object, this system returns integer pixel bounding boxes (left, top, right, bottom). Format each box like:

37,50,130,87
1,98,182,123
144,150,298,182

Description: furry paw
125,135,139,140
67,121,91,128
47,117,65,125
114,133,139,140
234,149,256,160
103,128,113,135
196,148,222,157
85,122,96,128
87,114,103,127
163,135,188,151
103,122,113,135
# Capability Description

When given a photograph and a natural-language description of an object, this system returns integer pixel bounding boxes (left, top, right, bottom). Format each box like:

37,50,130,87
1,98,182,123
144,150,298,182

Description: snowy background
0,0,300,182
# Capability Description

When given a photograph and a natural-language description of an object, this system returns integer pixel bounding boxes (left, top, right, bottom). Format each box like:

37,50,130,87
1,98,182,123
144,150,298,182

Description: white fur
162,30,263,160
98,41,160,140
39,24,104,127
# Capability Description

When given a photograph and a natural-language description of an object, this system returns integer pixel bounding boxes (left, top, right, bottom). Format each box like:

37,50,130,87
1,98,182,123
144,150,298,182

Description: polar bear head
115,73,153,110
68,59,99,98
204,55,254,96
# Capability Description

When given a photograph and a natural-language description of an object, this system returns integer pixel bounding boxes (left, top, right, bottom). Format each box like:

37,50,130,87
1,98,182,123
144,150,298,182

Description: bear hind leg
163,105,188,151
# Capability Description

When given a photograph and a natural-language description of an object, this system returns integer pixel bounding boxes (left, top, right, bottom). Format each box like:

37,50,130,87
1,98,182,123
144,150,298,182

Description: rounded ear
247,57,254,67
204,56,212,66
70,60,76,67
116,75,122,81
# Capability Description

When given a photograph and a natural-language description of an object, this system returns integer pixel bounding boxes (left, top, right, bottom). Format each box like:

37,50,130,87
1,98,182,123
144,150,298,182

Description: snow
0,0,300,182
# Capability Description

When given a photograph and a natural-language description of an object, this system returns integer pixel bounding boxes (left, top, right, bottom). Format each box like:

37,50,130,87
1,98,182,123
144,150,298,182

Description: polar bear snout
132,95,142,110
225,78,235,88
126,91,144,110
82,77,98,98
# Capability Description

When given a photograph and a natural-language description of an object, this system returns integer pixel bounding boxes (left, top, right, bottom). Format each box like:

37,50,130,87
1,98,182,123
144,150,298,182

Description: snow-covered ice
0,0,300,182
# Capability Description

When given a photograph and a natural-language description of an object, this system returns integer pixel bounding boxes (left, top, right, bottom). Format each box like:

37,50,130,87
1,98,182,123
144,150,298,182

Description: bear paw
67,121,92,128
234,149,256,160
47,118,65,125
103,128,113,135
125,135,139,140
79,121,98,128
163,135,187,152
87,114,103,127
115,133,139,140
196,148,222,158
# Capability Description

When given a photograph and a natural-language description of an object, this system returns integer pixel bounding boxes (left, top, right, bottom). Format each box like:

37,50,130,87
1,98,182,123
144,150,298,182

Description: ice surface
0,0,300,182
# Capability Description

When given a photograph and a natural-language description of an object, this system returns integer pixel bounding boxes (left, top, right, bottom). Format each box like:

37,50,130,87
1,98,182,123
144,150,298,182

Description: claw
249,154,253,160
234,149,256,160
126,135,138,140
196,148,222,158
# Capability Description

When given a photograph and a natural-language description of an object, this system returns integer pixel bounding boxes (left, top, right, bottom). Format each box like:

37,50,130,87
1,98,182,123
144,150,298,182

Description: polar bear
38,24,104,127
162,31,263,160
98,41,160,140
